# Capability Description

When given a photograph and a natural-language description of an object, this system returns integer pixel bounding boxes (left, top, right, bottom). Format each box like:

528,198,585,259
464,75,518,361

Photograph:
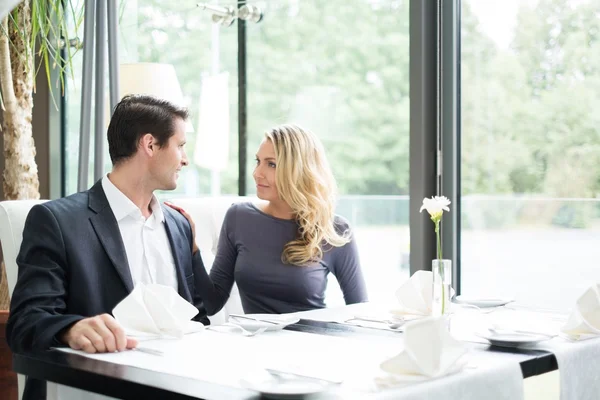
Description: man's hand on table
61,314,138,353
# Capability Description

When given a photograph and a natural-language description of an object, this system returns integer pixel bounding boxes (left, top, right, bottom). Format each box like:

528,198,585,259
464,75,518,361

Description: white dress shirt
101,175,179,290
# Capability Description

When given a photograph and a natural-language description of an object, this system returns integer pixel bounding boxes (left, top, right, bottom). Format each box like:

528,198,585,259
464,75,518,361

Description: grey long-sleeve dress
193,202,368,315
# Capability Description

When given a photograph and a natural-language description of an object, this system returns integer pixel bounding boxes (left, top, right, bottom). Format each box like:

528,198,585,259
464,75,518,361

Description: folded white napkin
392,271,456,317
392,270,434,316
113,283,203,338
380,317,467,378
561,284,600,340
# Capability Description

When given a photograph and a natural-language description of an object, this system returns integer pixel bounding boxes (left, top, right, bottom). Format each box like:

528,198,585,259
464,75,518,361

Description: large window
61,0,600,310
65,0,239,197
64,0,411,305
461,0,600,309
246,0,410,304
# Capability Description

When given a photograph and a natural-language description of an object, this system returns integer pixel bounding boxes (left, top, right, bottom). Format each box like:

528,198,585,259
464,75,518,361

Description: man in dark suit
6,94,208,399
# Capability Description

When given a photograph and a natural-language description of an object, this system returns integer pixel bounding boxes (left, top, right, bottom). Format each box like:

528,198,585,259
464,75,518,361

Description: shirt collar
101,174,164,223
148,195,165,223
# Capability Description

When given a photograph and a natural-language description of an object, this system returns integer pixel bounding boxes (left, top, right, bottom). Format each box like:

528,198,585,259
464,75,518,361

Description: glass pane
65,51,83,197
65,0,239,197
246,0,410,305
64,0,84,196
461,0,600,310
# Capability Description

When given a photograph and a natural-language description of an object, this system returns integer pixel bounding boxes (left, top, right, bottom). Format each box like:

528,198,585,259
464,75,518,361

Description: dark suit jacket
6,180,208,399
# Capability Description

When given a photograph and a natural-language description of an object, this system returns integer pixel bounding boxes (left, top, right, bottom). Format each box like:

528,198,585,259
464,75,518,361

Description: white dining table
26,301,596,400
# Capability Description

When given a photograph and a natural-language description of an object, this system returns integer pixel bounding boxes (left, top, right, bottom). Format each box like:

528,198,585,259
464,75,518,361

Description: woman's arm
167,203,239,316
331,230,369,304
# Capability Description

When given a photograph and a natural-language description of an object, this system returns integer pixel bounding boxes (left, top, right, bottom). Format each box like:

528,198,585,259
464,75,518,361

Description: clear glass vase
432,259,452,317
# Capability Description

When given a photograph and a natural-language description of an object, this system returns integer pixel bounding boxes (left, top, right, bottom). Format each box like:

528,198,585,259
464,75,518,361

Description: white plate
453,296,513,308
228,314,300,331
239,376,329,399
476,331,553,347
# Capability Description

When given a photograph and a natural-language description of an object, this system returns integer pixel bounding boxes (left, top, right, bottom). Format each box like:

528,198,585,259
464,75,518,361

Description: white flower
420,196,451,222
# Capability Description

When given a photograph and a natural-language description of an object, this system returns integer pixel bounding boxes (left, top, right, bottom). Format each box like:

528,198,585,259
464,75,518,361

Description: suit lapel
163,208,192,301
88,180,134,292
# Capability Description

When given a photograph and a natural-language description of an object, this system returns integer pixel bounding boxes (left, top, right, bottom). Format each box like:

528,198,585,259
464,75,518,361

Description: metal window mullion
409,0,439,274
237,1,247,196
440,0,460,293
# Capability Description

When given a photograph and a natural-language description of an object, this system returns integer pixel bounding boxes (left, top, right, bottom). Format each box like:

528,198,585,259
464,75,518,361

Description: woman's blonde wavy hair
265,124,350,266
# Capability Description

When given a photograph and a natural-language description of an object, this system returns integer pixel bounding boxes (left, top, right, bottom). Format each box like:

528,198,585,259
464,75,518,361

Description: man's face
253,139,279,201
150,117,188,190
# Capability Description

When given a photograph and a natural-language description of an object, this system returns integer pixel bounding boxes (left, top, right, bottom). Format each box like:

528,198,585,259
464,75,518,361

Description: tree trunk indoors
0,0,40,201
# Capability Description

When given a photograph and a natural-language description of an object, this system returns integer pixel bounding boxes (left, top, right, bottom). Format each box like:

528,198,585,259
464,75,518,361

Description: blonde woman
167,124,367,314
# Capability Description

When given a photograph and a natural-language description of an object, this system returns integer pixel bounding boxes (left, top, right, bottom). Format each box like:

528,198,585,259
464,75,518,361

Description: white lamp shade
116,62,193,132
119,63,186,106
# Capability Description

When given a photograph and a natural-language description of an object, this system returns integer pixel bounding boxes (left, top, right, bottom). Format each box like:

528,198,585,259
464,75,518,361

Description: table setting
44,197,600,399
52,276,527,399
43,275,600,400
49,255,600,400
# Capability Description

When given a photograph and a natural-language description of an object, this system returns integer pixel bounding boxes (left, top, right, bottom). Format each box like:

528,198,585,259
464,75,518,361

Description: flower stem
435,221,442,261
435,221,445,314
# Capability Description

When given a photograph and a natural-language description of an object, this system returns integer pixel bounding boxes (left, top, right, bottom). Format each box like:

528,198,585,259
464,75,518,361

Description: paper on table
113,283,204,338
380,317,467,378
561,284,600,340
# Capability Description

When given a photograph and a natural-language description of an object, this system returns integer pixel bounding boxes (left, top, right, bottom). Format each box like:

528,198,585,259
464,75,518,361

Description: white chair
0,199,47,400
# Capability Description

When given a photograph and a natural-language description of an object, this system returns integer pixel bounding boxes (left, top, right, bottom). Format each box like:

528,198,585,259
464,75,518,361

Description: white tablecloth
57,321,525,400
532,337,600,400
447,305,600,400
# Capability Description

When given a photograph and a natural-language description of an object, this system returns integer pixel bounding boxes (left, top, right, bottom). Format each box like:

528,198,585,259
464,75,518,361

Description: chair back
0,200,47,298
0,199,47,400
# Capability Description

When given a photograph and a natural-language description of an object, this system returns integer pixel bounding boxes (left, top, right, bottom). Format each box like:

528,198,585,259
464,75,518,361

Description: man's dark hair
107,94,189,165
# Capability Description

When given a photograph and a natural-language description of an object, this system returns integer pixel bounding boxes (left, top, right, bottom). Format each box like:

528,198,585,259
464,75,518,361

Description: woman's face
253,139,279,201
